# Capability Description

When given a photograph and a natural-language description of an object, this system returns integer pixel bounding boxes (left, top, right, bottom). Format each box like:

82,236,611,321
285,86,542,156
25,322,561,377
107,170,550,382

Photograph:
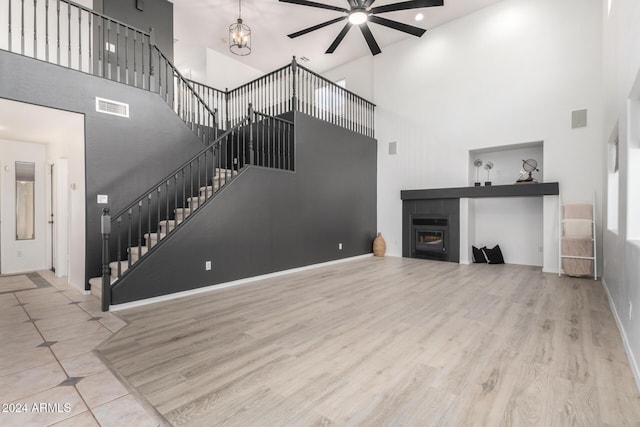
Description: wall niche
465,141,545,267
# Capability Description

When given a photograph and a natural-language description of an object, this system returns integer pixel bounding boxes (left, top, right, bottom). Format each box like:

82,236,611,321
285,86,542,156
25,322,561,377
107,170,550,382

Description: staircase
91,107,294,309
1,0,375,310
88,167,236,298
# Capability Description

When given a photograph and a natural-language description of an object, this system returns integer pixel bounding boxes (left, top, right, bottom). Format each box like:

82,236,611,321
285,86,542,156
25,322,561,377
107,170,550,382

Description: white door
0,140,47,274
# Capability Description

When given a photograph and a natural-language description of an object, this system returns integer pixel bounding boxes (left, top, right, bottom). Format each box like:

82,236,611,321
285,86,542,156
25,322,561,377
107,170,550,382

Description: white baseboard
110,254,373,312
601,278,640,394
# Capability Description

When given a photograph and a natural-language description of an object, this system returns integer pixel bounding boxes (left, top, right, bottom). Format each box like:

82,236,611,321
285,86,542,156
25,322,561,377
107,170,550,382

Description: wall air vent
95,97,129,118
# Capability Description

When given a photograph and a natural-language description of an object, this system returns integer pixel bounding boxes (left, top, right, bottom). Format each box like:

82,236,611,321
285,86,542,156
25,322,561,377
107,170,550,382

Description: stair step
158,220,178,234
128,246,148,263
109,260,130,279
144,232,166,246
88,276,116,298
187,196,204,209
175,208,191,222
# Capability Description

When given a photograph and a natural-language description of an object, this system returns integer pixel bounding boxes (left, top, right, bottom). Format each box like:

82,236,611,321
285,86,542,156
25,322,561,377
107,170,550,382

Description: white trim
110,254,373,312
601,278,640,394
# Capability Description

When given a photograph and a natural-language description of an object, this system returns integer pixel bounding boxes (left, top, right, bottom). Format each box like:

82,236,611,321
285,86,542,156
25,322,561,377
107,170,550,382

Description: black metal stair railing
1,0,375,139
187,58,376,138
100,105,294,311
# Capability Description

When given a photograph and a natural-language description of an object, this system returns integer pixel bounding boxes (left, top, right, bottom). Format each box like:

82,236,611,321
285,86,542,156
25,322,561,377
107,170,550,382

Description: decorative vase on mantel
373,232,386,257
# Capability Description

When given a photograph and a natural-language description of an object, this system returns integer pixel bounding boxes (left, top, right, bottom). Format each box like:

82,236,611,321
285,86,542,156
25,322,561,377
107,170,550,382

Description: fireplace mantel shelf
401,182,559,200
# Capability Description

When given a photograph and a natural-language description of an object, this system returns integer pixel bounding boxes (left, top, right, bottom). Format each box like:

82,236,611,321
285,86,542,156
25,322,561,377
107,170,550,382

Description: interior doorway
0,98,85,290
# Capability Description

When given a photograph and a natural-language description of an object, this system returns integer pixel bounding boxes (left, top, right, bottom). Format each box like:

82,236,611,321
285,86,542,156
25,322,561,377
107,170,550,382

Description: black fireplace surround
412,217,449,260
402,198,460,262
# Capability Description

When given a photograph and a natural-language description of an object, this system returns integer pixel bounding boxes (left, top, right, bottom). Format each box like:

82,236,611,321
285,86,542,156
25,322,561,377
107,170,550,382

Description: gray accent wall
93,0,174,62
0,51,208,286
110,112,377,304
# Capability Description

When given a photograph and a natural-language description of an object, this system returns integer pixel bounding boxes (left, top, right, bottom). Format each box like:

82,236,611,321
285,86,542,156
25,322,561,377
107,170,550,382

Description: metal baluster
124,27,128,84
78,8,82,70
115,23,120,82
33,0,37,58
173,175,178,229
44,0,49,61
7,0,11,52
87,11,92,73
56,0,60,64
133,31,137,87
203,151,208,202
106,20,111,79
137,201,143,261
181,169,186,223
165,181,170,233
21,0,24,54
146,195,152,248
156,188,161,243
66,1,70,67
140,34,145,89
127,209,132,268
116,218,122,276
189,162,194,210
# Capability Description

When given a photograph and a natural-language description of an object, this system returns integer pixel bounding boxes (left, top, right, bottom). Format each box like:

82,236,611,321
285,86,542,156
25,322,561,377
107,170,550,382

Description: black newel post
101,208,111,312
291,56,297,112
248,103,255,165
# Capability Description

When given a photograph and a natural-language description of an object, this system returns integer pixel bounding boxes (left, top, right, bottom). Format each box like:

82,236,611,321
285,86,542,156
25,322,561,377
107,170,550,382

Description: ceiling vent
95,97,129,118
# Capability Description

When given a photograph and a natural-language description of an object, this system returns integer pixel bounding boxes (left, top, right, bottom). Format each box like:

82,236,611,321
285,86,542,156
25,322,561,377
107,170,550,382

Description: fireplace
411,217,449,260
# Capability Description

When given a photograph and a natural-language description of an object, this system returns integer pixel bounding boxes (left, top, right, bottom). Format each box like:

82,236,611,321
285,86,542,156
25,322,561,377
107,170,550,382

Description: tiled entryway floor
0,271,162,427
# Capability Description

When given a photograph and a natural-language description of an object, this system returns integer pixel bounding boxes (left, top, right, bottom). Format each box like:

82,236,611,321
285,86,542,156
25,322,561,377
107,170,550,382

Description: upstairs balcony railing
0,0,375,139
189,58,375,138
0,0,218,145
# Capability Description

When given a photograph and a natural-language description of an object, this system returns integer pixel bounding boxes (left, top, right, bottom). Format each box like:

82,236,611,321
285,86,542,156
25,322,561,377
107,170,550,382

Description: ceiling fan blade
368,15,426,37
288,16,347,38
326,22,353,53
360,23,382,55
279,0,348,13
370,0,443,14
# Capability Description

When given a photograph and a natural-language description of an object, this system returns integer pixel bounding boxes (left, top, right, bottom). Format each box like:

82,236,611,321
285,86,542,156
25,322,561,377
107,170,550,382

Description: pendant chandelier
229,0,251,56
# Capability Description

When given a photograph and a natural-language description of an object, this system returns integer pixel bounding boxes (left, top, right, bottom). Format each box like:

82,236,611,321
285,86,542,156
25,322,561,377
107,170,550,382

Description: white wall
327,0,603,274
206,48,263,90
44,116,86,291
602,0,640,389
174,44,265,91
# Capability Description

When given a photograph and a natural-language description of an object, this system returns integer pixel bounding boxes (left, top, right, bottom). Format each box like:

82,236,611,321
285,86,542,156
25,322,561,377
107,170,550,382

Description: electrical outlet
205,261,212,271
629,301,633,320
338,243,343,250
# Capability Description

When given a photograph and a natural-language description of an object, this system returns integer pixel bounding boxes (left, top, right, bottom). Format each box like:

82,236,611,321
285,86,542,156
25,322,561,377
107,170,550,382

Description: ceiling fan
280,0,444,55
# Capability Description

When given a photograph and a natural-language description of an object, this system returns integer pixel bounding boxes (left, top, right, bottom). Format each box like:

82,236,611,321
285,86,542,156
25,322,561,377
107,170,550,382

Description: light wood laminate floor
97,257,640,426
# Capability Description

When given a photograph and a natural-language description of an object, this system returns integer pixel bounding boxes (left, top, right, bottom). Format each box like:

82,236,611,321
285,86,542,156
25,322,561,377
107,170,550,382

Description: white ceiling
0,99,83,146
173,0,504,74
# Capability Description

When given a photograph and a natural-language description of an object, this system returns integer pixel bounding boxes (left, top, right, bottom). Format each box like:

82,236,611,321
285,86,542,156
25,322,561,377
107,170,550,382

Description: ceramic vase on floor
373,232,386,256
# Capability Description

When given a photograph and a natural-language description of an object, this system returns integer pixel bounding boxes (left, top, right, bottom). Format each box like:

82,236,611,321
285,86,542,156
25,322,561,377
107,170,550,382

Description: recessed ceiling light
415,13,424,21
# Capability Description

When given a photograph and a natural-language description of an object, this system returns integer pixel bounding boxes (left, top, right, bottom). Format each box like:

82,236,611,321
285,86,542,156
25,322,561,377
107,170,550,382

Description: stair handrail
150,45,220,144
102,105,296,310
110,118,247,221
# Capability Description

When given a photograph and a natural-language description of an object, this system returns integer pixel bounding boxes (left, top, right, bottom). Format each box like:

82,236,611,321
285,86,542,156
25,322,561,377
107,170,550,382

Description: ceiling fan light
348,10,368,25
